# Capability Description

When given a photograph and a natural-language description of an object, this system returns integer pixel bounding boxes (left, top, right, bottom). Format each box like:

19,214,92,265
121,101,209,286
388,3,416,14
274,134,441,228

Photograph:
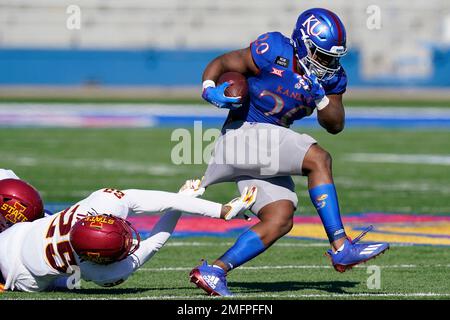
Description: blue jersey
226,32,347,128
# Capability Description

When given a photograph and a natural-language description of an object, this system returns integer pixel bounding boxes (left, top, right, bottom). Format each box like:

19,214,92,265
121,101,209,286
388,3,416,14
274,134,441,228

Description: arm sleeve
122,189,222,218
80,211,181,287
82,189,130,219
0,169,20,180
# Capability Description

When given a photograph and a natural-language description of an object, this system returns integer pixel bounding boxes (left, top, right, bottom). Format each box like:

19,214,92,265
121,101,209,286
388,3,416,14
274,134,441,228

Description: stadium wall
2,48,450,87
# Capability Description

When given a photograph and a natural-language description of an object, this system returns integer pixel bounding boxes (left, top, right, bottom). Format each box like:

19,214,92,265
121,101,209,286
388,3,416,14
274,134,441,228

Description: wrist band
316,96,330,110
202,80,216,90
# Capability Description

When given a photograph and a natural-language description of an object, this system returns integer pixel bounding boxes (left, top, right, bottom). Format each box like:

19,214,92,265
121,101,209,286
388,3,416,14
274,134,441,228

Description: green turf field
0,127,449,300
2,237,450,300
1,128,448,214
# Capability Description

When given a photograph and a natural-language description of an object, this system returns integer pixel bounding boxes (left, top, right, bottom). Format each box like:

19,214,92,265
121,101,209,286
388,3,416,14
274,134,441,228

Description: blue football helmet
292,8,347,80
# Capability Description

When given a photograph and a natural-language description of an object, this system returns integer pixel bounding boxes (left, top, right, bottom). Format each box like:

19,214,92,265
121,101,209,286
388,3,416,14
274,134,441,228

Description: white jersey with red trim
0,188,222,292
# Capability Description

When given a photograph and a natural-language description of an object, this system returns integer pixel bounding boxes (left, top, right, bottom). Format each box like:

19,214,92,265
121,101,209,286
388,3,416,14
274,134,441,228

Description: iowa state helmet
70,214,140,265
0,178,44,232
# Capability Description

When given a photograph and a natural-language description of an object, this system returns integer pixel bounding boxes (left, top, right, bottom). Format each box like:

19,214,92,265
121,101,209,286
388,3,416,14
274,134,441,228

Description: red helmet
70,214,140,265
0,178,44,232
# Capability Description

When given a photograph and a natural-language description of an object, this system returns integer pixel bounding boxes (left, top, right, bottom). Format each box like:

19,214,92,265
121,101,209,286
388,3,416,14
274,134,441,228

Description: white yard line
331,176,450,195
6,292,450,300
2,155,183,176
0,103,223,116
0,104,449,118
138,264,450,272
346,153,450,166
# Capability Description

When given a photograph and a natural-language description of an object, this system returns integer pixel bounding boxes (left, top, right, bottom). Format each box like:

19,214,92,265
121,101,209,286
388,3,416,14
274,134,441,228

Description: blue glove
202,81,242,109
302,72,326,101
301,73,329,110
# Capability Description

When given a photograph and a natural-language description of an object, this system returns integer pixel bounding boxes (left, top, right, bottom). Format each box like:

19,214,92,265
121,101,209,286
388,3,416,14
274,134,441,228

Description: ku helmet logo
2,202,28,223
302,14,327,41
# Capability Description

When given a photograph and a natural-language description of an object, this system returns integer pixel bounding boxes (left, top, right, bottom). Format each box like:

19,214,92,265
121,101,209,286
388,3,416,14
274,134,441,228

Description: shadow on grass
70,287,151,295
51,285,196,295
230,280,359,294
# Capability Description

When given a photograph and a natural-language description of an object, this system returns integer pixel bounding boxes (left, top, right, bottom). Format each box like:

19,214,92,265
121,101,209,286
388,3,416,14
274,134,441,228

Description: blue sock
218,229,266,270
309,183,346,243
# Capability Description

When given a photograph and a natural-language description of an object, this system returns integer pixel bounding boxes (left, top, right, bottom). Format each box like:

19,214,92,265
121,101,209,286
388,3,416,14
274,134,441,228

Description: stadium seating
0,0,449,81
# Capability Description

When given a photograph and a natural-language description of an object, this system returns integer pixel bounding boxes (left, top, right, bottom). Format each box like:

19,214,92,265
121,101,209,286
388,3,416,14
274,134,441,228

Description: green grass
0,127,449,299
2,238,450,300
1,128,448,214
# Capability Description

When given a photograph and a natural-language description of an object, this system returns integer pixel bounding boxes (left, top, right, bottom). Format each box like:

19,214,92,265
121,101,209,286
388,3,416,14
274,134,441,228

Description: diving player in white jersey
0,169,257,292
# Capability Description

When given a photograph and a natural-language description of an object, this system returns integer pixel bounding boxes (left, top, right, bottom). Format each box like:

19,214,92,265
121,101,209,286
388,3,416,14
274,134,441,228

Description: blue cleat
326,225,390,273
189,260,233,296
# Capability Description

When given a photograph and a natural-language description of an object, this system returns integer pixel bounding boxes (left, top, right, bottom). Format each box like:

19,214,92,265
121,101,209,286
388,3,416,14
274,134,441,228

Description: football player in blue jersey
190,8,389,296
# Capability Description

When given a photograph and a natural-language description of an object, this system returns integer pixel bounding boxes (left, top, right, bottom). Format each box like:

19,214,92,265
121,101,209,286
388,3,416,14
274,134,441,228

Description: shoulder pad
250,32,289,70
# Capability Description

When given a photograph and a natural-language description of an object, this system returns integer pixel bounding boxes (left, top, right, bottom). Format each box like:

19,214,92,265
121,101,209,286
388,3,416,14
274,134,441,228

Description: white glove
178,178,205,198
223,186,257,221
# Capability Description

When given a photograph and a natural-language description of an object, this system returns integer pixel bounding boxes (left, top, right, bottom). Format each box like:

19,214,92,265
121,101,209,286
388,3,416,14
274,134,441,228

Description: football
217,71,249,101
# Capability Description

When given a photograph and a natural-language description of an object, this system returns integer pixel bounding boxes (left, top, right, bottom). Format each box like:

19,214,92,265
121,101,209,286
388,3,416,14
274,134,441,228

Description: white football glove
178,178,205,198
223,186,257,221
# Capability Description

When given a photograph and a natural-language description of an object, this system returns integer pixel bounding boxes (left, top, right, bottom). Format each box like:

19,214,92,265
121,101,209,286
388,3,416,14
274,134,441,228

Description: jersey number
45,205,79,273
260,90,313,126
103,188,125,199
254,33,270,55
260,90,285,116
